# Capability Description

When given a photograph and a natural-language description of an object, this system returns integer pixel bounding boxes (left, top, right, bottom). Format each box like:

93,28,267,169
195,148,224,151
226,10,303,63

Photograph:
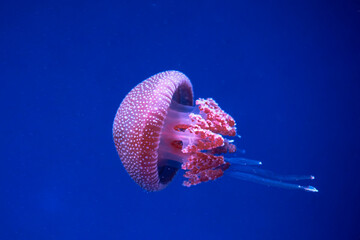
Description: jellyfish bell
112,70,317,192
112,71,193,191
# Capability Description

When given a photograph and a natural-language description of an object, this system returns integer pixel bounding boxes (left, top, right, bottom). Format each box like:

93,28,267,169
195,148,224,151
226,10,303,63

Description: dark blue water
1,1,359,239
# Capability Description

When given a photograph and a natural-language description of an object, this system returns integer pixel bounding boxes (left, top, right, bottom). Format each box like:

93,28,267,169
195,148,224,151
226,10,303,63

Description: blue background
1,1,359,239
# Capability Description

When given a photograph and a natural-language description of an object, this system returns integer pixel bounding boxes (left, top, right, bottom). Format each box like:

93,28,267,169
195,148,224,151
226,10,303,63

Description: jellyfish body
113,71,317,192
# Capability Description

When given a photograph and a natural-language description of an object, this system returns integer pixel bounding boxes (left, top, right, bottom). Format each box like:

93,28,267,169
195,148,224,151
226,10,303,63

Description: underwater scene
1,1,359,240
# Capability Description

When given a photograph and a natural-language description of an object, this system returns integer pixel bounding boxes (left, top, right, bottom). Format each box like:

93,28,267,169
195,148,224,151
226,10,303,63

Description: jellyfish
112,70,317,192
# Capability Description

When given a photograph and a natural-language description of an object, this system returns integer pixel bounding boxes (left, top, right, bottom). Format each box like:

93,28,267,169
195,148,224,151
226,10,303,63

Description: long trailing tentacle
227,158,318,192
230,164,315,181
226,157,263,166
227,171,318,192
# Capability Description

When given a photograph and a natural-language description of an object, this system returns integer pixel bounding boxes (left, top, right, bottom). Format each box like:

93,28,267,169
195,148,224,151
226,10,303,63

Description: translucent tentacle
229,165,315,181
227,171,318,192
226,157,262,166
226,157,318,192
